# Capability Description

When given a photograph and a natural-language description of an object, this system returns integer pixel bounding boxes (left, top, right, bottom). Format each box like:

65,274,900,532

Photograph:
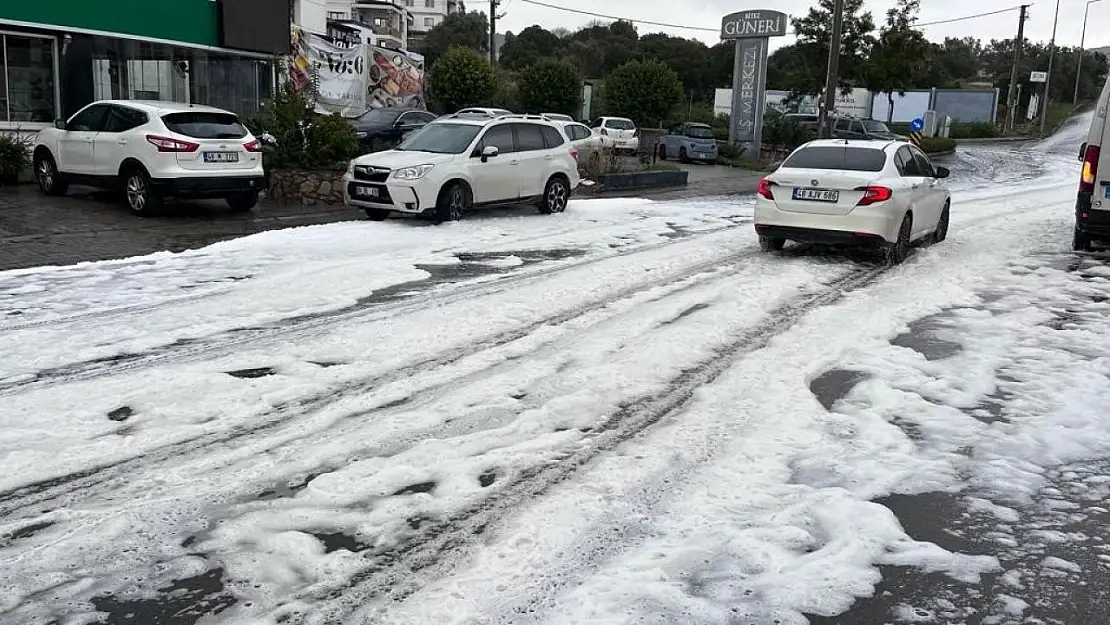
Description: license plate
1104,186,1110,198
793,188,839,202
203,151,238,163
353,185,379,198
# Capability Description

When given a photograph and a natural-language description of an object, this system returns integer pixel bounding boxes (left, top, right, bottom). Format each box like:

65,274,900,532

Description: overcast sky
498,0,1110,51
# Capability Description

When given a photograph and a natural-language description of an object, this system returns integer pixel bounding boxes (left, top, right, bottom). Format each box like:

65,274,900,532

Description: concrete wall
295,0,328,34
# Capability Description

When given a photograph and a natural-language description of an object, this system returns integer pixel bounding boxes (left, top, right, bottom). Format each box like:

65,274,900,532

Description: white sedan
753,139,951,264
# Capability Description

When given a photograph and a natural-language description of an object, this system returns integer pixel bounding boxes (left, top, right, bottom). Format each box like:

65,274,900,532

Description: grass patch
1044,102,1074,133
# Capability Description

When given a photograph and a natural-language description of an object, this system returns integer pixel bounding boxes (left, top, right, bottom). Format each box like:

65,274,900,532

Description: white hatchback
32,100,265,215
592,116,639,152
344,113,580,222
754,139,952,264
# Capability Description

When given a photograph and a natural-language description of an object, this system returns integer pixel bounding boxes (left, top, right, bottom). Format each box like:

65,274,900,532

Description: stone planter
593,170,688,192
267,169,347,205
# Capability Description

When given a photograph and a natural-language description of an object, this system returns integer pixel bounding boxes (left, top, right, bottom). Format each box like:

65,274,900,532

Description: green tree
637,34,712,98
785,0,877,96
517,59,582,115
865,0,932,122
603,59,684,126
430,46,498,112
418,12,489,66
500,25,563,71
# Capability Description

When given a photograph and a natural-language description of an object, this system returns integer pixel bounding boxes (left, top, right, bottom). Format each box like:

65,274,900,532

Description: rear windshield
605,118,635,130
684,126,714,138
781,146,887,172
162,112,247,139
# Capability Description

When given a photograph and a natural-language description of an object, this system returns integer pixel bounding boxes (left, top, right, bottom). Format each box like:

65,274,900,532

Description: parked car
783,113,819,132
348,107,437,150
555,120,603,156
456,107,513,117
32,100,265,216
830,116,906,141
1074,71,1110,250
343,113,580,222
754,139,951,265
591,116,639,153
658,122,718,163
541,113,574,122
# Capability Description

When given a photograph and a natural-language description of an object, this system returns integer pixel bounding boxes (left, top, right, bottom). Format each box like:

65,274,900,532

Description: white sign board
1030,71,1047,83
303,32,368,117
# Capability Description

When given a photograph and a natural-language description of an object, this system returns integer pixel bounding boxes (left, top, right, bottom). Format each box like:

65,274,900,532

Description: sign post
720,10,788,159
909,117,925,148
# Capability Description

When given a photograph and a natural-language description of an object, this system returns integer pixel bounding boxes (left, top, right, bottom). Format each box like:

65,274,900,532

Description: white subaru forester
343,113,580,222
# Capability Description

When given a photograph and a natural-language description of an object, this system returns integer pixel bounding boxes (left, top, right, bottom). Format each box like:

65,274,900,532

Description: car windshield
863,120,892,133
684,126,714,138
781,146,887,172
605,119,635,130
162,112,247,139
395,123,482,154
358,109,403,123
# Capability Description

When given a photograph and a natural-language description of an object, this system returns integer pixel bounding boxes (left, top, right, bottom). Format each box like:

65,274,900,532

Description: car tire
679,147,689,163
434,182,468,223
933,205,950,243
1073,227,1092,252
226,192,258,213
658,145,667,160
122,166,163,217
758,234,785,252
538,176,570,215
34,152,68,196
884,214,913,265
364,208,390,221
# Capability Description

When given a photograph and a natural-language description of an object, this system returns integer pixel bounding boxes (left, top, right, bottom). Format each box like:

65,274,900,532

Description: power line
513,0,1026,36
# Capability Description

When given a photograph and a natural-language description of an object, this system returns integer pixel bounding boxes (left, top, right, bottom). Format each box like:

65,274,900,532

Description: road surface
0,116,1106,625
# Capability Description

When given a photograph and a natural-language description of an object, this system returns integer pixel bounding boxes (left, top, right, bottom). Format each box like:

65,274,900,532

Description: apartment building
404,0,465,48
326,0,411,49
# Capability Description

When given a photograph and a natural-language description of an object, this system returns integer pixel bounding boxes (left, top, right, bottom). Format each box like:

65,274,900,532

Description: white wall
870,91,931,123
296,0,329,34
714,88,869,118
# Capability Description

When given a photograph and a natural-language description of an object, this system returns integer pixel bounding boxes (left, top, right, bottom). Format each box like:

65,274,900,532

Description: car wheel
1073,227,1092,252
226,192,259,213
758,234,785,252
884,214,913,265
658,145,667,160
679,147,689,163
933,205,950,243
538,176,569,214
123,167,163,217
364,208,390,221
34,152,68,196
434,182,468,223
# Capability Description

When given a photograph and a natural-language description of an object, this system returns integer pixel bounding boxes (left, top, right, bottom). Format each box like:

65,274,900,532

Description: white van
1075,83,1110,250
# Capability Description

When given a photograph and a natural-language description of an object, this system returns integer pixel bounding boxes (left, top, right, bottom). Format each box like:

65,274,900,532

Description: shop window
2,33,57,123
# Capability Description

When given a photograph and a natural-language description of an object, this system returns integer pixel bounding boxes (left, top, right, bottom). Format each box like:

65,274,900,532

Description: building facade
0,0,292,132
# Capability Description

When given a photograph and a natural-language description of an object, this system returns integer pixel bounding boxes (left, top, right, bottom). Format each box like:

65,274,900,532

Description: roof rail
493,113,552,121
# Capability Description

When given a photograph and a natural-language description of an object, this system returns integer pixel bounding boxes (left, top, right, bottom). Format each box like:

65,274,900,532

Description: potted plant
0,132,32,186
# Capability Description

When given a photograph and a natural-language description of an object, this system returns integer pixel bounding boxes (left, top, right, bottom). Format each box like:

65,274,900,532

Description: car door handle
117,139,128,145
911,184,920,189
509,159,520,165
544,155,553,160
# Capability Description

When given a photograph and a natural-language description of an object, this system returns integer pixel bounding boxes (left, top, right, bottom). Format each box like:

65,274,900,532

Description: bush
948,122,998,139
920,136,957,154
245,83,360,171
431,46,498,112
602,59,684,127
518,59,581,116
0,132,31,182
761,114,812,153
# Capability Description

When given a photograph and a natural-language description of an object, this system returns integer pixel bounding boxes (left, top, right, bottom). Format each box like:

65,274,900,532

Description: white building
325,0,412,49
403,0,465,48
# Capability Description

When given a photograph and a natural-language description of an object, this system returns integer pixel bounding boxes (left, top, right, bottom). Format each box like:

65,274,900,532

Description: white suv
344,113,580,222
32,100,265,216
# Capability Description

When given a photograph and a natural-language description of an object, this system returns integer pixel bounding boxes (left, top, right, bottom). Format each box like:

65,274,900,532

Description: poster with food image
366,47,425,110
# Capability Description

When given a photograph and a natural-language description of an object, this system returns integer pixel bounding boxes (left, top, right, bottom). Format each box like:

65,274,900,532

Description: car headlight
356,131,367,138
393,164,434,180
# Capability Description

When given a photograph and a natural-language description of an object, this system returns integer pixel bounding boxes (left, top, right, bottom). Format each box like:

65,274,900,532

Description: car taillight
146,135,199,152
600,128,608,135
569,146,579,161
756,177,776,199
855,185,893,206
244,139,262,153
1080,144,1100,194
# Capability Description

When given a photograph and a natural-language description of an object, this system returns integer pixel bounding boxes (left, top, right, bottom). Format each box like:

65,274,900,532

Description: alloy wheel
36,159,54,192
126,175,147,212
547,180,568,213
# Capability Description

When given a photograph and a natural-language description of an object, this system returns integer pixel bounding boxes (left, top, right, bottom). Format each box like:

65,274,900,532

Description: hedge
920,136,957,154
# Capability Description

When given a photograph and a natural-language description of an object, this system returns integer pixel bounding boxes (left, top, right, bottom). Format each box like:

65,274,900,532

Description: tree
865,0,932,122
603,59,684,126
500,25,563,71
785,0,877,96
418,12,489,66
637,34,713,99
518,60,582,115
430,46,498,112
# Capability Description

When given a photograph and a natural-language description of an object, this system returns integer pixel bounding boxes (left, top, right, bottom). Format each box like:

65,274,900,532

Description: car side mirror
480,145,498,162
1079,142,1087,161
934,166,950,179
54,119,66,130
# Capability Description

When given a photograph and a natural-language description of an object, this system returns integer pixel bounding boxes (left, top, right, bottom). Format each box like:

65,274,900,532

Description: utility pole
818,0,845,139
1074,0,1101,103
1004,4,1029,132
1039,0,1061,133
489,0,500,66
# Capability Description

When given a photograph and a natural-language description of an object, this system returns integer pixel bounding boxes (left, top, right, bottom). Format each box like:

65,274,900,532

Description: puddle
392,481,437,496
226,367,276,379
90,567,237,625
478,470,498,487
659,302,710,326
313,531,368,553
890,316,963,361
4,520,55,543
809,369,870,411
107,406,134,422
256,470,333,500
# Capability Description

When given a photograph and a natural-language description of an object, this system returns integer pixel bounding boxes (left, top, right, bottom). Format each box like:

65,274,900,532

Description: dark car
830,116,906,141
349,107,438,150
783,113,819,132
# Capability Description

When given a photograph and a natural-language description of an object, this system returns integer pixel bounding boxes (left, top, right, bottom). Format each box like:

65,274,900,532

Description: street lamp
1074,0,1102,103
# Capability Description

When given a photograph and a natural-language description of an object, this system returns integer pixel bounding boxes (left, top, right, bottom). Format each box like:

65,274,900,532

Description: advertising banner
366,46,425,109
290,28,368,116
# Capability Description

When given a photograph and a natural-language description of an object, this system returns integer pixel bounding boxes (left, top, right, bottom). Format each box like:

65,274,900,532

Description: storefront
0,0,287,131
